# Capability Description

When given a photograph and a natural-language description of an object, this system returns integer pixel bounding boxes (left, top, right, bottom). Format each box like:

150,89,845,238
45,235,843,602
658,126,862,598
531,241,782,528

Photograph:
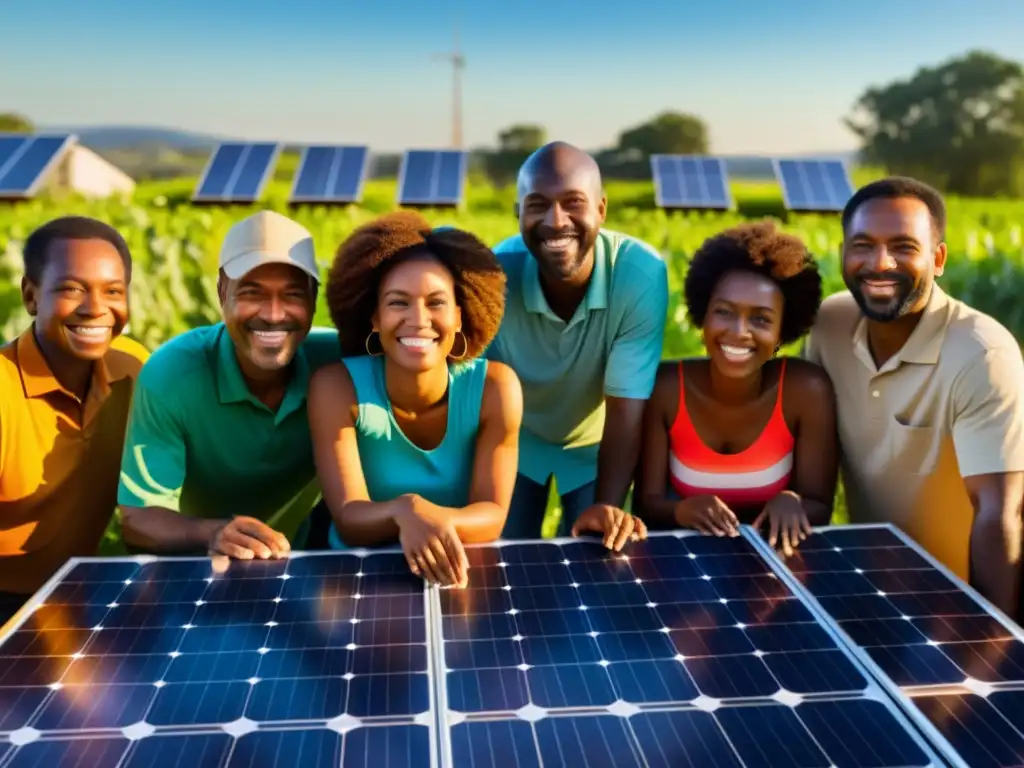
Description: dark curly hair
683,220,822,346
327,211,507,358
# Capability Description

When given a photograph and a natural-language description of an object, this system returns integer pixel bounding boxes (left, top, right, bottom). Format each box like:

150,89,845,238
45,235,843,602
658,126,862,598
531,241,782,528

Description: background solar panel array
773,158,854,212
0,134,74,199
289,145,369,204
762,523,1024,768
397,150,467,207
192,142,281,203
650,155,733,210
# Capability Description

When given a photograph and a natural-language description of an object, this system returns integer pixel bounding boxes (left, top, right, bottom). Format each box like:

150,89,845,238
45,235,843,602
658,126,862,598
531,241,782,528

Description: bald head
517,142,603,202
514,142,607,284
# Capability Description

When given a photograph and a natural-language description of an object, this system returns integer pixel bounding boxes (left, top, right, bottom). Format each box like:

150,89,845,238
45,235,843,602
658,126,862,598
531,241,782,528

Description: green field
2,172,1024,549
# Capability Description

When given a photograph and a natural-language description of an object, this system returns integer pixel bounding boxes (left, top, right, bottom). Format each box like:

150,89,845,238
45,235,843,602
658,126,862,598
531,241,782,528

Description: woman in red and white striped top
636,221,838,555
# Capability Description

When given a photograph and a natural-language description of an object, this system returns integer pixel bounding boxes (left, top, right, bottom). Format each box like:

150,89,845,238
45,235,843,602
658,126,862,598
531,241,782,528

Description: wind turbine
432,26,465,148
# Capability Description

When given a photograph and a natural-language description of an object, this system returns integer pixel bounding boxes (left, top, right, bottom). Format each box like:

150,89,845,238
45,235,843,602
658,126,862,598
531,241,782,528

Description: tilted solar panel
192,142,280,203
436,532,944,767
289,145,369,204
0,552,436,767
650,154,732,210
761,523,1024,768
397,150,467,207
773,159,854,212
0,134,75,199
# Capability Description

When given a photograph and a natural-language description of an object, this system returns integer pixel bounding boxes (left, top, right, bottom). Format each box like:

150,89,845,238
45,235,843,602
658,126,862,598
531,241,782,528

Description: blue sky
2,0,1022,154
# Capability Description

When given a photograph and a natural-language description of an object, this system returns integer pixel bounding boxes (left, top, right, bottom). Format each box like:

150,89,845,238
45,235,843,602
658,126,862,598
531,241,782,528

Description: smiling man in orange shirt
0,216,148,627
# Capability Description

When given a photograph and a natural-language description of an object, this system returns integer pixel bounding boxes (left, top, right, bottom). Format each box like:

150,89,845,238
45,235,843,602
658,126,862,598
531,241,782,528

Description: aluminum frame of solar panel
431,530,946,768
0,134,76,200
747,522,1024,768
0,550,440,767
288,145,370,204
192,142,281,203
772,158,855,212
396,149,467,208
650,154,733,211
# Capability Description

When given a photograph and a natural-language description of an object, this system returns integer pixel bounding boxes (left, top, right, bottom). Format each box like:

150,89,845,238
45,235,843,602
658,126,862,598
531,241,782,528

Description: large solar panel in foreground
192,142,280,203
0,552,435,767
765,523,1024,768
0,531,950,767
651,154,732,210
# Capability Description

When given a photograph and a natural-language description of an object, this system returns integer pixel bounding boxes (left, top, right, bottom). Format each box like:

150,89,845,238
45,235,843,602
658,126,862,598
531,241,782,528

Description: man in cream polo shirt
805,177,1024,618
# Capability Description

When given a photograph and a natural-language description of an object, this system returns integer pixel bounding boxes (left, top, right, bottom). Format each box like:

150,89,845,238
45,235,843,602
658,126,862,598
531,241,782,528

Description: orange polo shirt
0,327,148,594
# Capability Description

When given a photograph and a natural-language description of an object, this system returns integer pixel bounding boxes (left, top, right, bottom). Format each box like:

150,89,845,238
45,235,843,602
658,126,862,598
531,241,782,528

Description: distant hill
42,125,231,151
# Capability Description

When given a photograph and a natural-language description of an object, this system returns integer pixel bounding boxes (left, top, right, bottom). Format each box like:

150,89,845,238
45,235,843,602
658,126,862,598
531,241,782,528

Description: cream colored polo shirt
804,284,1024,580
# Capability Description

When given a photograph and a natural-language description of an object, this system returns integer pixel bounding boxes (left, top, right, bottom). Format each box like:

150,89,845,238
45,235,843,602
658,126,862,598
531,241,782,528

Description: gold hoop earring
365,330,384,357
449,330,468,360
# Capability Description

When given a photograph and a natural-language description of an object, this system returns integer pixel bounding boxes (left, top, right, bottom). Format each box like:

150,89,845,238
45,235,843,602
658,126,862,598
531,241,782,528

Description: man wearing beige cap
118,211,340,560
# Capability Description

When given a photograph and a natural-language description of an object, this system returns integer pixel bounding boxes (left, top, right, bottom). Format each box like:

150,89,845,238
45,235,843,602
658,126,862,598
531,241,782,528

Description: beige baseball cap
218,210,320,283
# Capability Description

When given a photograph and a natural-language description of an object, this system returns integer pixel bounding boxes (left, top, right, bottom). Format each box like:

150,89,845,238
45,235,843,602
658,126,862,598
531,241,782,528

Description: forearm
970,510,1022,616
330,498,407,548
595,433,642,509
120,506,223,553
441,502,508,543
637,494,680,529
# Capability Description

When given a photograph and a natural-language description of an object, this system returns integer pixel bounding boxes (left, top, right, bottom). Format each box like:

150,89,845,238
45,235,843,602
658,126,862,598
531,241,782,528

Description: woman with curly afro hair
307,212,523,587
635,220,839,556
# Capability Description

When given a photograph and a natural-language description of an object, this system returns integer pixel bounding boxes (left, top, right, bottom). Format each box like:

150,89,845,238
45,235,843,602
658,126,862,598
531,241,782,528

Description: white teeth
721,345,754,357
252,331,287,345
399,338,435,348
68,327,110,338
543,237,574,249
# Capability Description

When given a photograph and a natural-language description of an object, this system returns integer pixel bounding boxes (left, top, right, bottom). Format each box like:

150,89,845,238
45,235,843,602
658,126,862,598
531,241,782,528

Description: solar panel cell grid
193,143,279,202
651,154,731,210
766,523,1024,768
436,533,940,767
290,145,368,203
0,552,435,767
775,159,854,212
397,150,466,206
0,135,72,197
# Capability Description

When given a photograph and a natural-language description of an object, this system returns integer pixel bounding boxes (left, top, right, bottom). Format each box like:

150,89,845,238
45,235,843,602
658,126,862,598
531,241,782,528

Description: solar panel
288,145,369,204
397,150,467,207
0,134,75,199
0,552,436,767
192,142,280,203
650,154,733,210
773,158,854,212
437,532,944,767
760,523,1024,768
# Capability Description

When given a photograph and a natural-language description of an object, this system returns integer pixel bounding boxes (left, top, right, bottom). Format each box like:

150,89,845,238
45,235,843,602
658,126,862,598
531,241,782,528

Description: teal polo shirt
487,228,668,493
117,323,340,542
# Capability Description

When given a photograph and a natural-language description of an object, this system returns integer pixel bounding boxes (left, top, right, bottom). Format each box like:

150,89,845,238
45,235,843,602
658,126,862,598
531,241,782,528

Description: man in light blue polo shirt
118,211,340,559
487,142,669,541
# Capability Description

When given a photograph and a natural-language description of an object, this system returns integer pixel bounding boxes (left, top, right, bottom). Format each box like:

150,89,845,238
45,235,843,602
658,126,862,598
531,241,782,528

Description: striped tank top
668,360,795,511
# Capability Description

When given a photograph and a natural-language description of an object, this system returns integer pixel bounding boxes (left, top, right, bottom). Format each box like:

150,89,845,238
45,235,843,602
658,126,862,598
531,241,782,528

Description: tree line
3,49,1023,197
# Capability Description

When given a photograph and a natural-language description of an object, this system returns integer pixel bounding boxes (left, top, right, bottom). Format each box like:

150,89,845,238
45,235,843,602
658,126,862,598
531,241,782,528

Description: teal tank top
327,355,489,549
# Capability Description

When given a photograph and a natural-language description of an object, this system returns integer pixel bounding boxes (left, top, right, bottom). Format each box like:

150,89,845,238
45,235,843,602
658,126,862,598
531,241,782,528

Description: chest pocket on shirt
888,422,940,476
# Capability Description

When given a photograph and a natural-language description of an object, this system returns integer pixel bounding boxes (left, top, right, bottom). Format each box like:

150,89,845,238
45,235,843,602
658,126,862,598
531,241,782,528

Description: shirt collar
16,324,126,403
522,232,610,324
852,283,953,373
214,323,311,422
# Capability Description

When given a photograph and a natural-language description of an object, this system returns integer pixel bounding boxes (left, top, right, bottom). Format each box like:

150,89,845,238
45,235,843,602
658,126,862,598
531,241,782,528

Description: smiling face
702,270,784,379
518,164,606,282
219,262,316,375
842,196,946,322
22,237,129,362
374,256,462,373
